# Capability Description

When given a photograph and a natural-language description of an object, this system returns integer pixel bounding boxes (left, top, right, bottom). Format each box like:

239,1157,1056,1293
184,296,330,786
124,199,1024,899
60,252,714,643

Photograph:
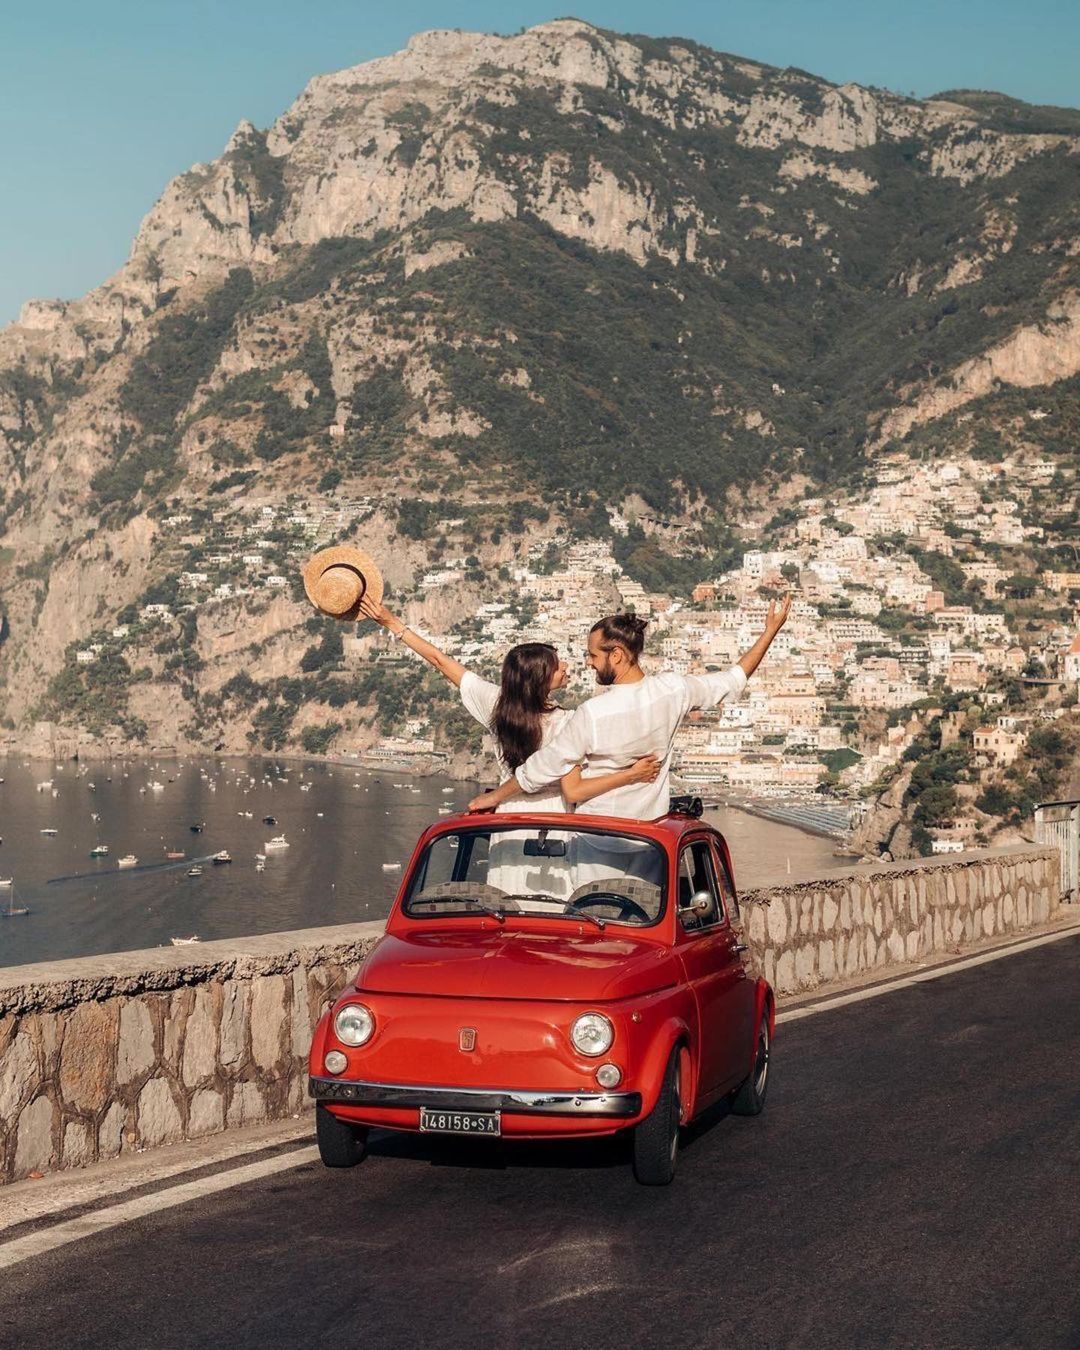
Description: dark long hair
491,643,559,770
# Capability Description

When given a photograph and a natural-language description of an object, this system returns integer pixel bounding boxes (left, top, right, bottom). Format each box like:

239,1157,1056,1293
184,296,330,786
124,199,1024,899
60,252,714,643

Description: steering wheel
565,891,651,923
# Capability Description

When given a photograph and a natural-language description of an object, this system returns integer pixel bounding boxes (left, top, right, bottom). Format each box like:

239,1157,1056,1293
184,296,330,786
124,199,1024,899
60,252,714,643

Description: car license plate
419,1107,501,1136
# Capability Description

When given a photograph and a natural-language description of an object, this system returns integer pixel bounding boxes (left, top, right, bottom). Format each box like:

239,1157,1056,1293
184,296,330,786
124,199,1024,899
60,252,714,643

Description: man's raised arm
682,593,791,710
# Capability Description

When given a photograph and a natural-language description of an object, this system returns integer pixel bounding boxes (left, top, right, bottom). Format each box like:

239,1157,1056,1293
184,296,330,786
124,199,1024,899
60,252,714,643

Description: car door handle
734,943,748,954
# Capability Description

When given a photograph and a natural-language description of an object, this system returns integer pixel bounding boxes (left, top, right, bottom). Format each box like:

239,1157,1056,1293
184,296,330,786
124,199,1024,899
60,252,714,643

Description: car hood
358,926,678,1002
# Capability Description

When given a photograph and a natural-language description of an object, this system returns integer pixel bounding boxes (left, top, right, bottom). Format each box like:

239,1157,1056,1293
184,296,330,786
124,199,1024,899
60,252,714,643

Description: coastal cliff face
0,20,1077,754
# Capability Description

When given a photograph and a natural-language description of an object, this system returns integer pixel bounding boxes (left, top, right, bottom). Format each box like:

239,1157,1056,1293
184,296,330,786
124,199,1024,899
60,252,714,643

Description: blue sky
2,0,1077,325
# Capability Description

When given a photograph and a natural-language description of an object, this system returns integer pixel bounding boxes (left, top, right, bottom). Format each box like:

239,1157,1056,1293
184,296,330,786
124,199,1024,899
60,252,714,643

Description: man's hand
765,592,792,635
738,592,793,680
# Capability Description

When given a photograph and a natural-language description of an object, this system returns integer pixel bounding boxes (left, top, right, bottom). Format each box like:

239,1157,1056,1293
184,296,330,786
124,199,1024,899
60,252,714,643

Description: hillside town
51,442,1078,854
363,446,1079,850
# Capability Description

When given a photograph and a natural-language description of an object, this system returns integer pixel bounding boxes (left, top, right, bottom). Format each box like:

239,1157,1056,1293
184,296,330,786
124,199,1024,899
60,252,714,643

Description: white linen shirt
514,666,748,819
458,671,574,814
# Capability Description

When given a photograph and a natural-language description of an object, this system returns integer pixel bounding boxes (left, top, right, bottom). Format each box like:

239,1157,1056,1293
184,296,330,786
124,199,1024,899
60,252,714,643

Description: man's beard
595,659,616,686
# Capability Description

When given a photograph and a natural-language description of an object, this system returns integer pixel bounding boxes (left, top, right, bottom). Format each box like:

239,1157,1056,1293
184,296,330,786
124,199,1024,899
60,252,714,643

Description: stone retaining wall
739,845,1060,996
0,846,1061,1185
0,922,384,1186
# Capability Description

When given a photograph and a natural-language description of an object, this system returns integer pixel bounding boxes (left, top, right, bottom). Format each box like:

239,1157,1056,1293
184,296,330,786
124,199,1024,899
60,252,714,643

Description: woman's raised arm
358,596,468,688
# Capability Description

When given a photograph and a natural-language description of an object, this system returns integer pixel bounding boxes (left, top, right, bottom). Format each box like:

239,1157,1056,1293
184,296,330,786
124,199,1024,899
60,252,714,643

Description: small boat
2,887,28,918
265,835,289,850
36,780,53,792
381,862,401,872
170,935,200,946
90,845,110,857
117,855,138,868
187,866,203,877
190,823,204,834
255,861,265,872
165,850,185,860
254,853,266,861
87,783,96,791
0,878,12,887
40,828,58,836
262,816,276,825
90,812,100,822
437,807,452,815
212,850,232,865
441,788,455,794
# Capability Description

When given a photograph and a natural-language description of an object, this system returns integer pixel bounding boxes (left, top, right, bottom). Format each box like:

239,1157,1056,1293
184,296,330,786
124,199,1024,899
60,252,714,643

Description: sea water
0,755,838,967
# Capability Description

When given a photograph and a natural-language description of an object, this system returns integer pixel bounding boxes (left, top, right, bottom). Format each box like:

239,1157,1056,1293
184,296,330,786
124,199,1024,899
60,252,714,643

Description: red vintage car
308,797,773,1184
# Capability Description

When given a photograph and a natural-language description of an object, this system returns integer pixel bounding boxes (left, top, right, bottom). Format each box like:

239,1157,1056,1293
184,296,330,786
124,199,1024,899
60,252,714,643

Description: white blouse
459,671,574,814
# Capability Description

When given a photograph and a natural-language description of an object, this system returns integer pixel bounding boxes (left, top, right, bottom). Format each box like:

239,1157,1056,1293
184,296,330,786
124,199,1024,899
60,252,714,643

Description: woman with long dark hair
357,597,658,812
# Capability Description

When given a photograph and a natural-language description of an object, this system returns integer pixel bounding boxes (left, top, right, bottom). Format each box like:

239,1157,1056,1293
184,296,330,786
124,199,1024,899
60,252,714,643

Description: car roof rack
668,794,704,819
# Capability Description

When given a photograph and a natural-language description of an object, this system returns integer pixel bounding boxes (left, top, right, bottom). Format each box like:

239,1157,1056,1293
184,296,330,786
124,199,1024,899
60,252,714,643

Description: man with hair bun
470,595,791,820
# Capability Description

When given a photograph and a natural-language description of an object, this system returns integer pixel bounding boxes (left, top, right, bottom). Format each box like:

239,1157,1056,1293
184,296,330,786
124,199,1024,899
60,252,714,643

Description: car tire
730,1009,770,1117
316,1105,369,1168
632,1046,681,1186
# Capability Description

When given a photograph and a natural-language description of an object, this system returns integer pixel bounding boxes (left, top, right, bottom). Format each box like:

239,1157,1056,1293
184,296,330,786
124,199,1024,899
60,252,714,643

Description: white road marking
0,1146,318,1271
0,1119,312,1235
777,923,1080,1024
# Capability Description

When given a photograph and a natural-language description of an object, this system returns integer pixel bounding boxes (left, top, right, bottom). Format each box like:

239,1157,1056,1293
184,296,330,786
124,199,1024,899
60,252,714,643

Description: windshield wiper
507,907,607,928
567,909,606,930
469,901,506,924
502,897,607,931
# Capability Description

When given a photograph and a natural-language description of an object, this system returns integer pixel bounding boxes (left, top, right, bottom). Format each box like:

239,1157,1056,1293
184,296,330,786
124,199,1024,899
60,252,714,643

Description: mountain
0,19,1077,754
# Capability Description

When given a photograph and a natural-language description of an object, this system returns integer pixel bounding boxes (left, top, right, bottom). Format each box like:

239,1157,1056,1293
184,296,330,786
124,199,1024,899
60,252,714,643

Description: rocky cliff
0,20,1077,752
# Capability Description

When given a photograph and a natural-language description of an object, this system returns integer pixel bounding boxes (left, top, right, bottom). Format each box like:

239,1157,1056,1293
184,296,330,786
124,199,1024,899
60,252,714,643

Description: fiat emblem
458,1027,477,1053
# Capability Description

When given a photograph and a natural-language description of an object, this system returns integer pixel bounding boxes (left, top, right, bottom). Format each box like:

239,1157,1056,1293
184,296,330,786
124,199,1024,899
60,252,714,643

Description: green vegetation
930,89,1080,136
119,269,254,439
37,648,147,740
820,747,861,775
301,723,343,754
226,129,286,236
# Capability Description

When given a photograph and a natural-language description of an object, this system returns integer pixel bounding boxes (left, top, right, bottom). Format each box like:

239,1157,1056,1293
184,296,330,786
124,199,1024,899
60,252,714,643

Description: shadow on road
360,1095,735,1173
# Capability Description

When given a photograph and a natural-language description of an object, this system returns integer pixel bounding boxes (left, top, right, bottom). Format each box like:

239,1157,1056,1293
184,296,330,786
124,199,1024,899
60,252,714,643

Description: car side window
677,840,722,931
712,844,739,923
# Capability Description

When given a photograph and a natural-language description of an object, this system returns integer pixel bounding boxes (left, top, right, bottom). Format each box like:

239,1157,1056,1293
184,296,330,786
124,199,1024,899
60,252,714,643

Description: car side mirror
679,890,712,917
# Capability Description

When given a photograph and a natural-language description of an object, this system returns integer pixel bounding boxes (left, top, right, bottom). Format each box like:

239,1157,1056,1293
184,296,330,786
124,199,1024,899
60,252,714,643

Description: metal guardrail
1035,800,1080,902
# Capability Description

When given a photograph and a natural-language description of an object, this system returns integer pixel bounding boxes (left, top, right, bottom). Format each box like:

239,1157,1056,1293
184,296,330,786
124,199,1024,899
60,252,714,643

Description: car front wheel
316,1105,369,1168
730,1009,770,1116
632,1046,681,1186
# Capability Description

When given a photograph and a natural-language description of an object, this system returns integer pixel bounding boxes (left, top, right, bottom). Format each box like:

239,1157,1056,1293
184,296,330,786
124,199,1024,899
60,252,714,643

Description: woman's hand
358,596,398,629
468,789,504,813
627,753,661,784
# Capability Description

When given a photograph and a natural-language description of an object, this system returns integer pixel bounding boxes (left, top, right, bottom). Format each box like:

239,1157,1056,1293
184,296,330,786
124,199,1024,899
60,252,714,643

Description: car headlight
570,1012,614,1057
335,1004,375,1047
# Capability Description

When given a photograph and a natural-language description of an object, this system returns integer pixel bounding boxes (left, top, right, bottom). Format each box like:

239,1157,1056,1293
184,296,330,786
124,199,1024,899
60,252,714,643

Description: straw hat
302,545,384,622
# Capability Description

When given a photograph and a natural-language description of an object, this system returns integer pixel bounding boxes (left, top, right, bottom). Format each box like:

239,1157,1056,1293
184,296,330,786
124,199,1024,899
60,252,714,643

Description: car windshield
403,826,667,927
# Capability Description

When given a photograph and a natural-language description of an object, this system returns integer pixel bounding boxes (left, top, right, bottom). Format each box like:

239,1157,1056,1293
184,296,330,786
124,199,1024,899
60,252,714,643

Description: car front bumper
309,1076,642,1117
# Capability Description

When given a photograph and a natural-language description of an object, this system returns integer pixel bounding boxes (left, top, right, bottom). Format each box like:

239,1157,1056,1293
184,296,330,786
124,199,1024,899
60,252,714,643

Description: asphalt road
5,935,1080,1350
